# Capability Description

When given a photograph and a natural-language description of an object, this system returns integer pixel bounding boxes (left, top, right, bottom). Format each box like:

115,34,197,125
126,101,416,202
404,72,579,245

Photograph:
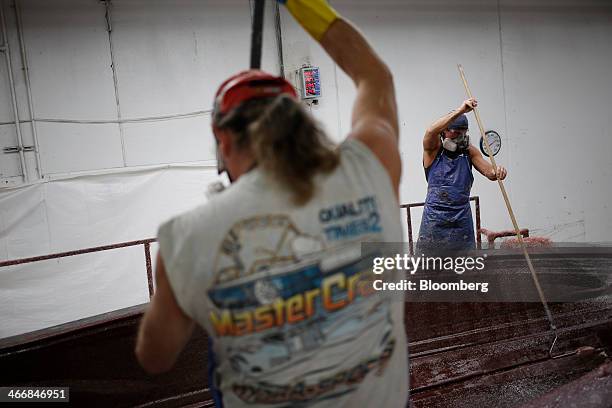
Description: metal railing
0,195,482,297
0,238,158,298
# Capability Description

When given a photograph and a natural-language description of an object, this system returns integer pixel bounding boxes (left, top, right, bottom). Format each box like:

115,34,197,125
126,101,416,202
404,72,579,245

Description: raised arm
423,99,476,167
280,0,400,196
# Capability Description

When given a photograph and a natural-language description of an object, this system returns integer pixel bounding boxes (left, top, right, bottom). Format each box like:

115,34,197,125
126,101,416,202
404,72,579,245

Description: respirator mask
442,113,470,153
442,128,470,152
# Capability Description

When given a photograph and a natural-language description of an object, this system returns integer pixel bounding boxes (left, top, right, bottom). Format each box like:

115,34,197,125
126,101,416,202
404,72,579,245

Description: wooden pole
457,65,557,339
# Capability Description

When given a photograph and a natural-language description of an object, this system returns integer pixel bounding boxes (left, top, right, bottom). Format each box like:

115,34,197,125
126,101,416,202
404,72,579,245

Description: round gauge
480,130,502,157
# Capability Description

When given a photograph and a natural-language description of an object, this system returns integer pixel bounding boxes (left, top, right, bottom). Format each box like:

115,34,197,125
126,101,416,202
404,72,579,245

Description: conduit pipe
15,0,42,178
0,1,28,182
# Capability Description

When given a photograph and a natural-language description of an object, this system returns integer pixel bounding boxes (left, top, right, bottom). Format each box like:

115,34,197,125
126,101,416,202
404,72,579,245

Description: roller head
575,346,596,357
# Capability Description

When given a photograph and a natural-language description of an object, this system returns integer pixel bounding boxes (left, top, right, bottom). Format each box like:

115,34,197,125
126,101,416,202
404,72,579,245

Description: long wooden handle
457,64,556,331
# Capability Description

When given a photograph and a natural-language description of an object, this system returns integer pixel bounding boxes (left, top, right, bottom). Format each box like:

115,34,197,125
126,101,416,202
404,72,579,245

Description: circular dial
480,130,502,157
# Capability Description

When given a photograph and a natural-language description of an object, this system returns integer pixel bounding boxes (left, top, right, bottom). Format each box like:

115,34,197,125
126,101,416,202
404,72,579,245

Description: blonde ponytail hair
214,95,339,205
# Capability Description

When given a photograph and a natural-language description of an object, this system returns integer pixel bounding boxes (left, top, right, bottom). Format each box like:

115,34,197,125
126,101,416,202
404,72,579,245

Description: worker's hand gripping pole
278,0,339,42
457,64,560,356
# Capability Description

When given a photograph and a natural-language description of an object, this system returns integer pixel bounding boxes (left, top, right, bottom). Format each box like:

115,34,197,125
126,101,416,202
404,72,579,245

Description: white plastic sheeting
0,165,220,338
0,0,281,339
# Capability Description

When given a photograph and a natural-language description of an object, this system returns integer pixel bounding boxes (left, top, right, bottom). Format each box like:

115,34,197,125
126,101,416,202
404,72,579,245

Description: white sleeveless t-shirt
158,139,408,407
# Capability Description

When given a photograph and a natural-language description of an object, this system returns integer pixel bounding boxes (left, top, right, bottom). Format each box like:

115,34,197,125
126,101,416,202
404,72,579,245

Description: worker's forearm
482,163,497,180
135,301,192,374
320,19,391,88
136,312,174,374
426,108,464,137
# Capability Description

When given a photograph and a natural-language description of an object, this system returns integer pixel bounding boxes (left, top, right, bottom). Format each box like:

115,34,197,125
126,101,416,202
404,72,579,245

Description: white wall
0,0,281,338
1,0,281,180
280,0,612,243
1,0,611,338
498,0,612,241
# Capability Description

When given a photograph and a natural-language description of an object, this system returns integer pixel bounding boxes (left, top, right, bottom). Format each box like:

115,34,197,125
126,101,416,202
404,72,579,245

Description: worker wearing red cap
136,1,408,407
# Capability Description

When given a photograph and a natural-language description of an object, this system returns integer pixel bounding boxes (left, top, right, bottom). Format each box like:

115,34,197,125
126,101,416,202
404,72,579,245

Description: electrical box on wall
299,66,321,100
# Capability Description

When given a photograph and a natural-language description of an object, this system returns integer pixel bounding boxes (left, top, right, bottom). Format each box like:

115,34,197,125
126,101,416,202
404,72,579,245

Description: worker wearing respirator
418,98,508,250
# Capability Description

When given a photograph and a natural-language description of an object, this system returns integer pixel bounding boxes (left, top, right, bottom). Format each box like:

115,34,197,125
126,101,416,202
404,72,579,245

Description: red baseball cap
213,70,297,120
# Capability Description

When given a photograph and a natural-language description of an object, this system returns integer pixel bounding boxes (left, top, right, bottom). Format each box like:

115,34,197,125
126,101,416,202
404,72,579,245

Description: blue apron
417,149,475,250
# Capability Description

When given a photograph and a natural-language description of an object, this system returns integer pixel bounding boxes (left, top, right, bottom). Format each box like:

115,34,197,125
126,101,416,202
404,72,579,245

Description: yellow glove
279,0,340,41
